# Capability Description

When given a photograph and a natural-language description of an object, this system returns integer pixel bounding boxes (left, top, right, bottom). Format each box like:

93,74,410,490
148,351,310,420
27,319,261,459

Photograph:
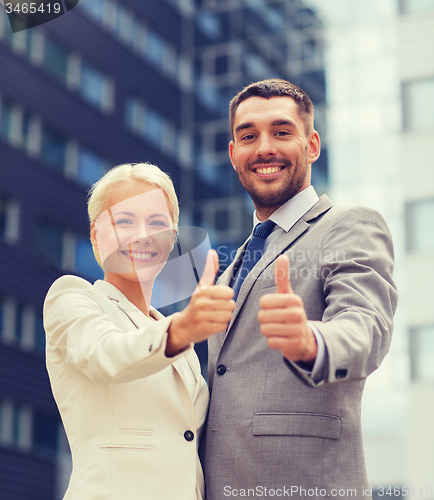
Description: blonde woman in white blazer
43,163,235,500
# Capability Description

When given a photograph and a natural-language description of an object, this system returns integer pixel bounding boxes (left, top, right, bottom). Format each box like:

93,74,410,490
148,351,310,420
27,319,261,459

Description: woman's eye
150,220,169,228
114,219,133,226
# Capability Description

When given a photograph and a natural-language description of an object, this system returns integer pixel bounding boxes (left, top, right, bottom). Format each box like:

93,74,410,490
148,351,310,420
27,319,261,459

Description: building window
403,78,434,132
0,197,19,244
40,125,67,172
42,34,70,84
79,0,107,23
0,399,32,450
79,0,182,86
36,220,64,267
0,298,45,352
124,98,180,159
406,199,434,253
77,146,110,186
400,0,434,14
410,325,434,382
0,98,14,142
79,61,114,113
75,238,104,280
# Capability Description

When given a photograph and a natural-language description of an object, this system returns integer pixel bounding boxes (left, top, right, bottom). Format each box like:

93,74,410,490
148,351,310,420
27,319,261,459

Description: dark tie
232,219,276,301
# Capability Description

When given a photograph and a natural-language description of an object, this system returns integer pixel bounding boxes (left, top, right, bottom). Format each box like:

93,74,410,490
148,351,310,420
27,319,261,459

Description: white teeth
122,251,154,259
256,166,282,174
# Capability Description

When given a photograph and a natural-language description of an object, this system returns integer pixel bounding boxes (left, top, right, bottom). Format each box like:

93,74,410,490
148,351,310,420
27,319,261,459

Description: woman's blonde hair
88,162,179,230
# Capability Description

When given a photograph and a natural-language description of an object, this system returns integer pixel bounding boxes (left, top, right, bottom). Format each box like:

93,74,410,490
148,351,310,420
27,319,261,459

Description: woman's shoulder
51,274,93,288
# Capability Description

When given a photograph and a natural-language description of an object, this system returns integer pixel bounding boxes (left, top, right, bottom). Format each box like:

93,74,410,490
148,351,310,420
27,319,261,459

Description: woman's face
92,180,175,284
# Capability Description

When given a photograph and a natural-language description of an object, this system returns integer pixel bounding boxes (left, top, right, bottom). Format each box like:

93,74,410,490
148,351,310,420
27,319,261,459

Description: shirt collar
253,186,319,233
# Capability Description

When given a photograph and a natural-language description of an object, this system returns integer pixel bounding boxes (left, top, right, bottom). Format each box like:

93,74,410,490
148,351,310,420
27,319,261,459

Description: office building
0,0,326,497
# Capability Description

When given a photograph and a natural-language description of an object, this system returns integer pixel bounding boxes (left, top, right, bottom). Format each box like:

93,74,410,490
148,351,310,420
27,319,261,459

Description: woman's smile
120,248,159,263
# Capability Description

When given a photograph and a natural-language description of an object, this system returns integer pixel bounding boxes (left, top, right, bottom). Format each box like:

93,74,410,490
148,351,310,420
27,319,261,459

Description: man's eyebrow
234,121,254,135
235,119,297,135
271,119,296,127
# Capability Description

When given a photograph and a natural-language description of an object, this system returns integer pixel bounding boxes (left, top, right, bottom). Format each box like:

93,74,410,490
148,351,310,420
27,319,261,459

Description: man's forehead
234,96,300,129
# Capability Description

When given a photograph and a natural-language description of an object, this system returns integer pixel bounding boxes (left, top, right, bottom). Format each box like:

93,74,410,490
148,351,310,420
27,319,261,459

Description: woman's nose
132,223,151,243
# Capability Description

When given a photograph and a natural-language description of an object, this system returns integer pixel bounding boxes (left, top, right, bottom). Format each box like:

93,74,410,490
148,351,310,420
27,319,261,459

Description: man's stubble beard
235,150,309,211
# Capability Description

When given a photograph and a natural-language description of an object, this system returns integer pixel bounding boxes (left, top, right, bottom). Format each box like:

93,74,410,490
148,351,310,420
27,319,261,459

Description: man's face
229,96,320,219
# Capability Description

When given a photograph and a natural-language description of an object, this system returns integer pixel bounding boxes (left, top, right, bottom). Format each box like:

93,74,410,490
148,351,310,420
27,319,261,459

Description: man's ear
229,141,237,171
307,131,321,164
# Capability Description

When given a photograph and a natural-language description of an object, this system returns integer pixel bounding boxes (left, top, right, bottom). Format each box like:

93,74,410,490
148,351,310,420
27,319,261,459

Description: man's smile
252,164,285,178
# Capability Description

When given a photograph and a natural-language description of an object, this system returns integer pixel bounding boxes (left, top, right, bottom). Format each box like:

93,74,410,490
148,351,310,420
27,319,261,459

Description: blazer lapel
223,195,333,341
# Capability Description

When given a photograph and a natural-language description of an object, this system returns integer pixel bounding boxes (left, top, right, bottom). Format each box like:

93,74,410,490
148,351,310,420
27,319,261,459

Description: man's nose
255,133,277,157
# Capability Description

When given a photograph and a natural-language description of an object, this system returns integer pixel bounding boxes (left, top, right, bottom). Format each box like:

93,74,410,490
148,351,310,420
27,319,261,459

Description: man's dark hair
229,79,314,141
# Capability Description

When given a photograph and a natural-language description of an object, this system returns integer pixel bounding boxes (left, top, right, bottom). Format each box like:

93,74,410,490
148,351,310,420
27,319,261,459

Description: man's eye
241,134,255,141
276,130,290,136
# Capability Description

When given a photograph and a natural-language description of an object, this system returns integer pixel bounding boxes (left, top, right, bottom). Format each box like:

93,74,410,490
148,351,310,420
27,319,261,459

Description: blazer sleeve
44,275,191,384
286,206,398,387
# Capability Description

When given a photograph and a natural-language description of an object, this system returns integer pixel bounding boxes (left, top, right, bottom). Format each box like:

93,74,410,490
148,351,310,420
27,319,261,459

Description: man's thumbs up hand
167,250,235,357
274,254,294,294
258,255,317,364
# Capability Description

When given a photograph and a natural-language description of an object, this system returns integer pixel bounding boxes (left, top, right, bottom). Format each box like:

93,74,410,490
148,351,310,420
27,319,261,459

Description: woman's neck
104,273,153,317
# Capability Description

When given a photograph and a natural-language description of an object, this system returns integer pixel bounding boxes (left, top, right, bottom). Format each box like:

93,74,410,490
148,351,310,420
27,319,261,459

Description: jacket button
184,430,194,442
335,368,348,379
216,364,226,375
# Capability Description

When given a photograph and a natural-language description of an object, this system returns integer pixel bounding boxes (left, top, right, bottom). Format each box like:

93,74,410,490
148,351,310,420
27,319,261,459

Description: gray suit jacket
201,195,398,500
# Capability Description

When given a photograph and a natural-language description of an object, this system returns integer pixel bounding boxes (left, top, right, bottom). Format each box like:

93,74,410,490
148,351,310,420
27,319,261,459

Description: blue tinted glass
37,222,63,267
146,30,166,68
145,107,165,147
43,35,69,83
79,0,106,23
80,62,106,108
75,239,104,280
77,147,108,186
0,100,13,141
40,127,66,171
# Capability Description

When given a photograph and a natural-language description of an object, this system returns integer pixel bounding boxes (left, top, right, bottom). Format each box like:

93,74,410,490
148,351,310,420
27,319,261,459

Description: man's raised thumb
274,255,294,294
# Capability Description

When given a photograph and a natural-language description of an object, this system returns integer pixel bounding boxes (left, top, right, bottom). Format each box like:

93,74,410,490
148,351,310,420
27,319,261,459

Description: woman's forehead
108,181,170,214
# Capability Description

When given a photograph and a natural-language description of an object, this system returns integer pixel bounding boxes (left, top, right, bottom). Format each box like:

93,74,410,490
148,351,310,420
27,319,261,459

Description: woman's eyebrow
113,211,135,217
149,213,170,219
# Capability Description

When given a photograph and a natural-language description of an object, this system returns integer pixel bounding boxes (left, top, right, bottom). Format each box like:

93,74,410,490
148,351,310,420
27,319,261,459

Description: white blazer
44,275,209,500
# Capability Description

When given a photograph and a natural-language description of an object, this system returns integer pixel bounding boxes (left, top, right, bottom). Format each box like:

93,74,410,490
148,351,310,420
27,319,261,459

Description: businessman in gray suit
200,79,398,499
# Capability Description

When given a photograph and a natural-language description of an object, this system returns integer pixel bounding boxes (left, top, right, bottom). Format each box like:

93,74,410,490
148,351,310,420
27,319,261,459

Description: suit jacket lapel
222,195,333,342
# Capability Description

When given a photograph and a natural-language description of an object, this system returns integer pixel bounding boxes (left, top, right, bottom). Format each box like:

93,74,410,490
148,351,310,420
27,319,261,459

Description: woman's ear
90,222,98,249
171,229,177,251
90,222,103,268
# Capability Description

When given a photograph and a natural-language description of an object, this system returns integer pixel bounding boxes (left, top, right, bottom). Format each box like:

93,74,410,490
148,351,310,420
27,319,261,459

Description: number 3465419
4,3,62,14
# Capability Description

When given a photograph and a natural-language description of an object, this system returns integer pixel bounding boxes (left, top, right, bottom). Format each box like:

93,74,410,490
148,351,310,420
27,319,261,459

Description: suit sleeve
44,275,190,384
286,206,398,387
